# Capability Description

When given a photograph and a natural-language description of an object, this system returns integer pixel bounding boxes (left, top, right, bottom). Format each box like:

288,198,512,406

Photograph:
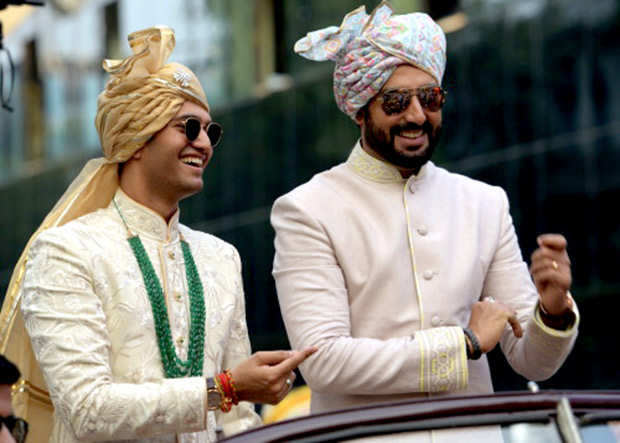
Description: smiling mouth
398,129,424,139
180,156,204,167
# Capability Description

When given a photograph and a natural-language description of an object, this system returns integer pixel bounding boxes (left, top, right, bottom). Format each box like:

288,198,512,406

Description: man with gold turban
271,1,579,435
0,26,314,442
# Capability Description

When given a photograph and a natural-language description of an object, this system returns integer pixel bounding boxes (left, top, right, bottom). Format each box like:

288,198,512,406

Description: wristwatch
206,377,222,411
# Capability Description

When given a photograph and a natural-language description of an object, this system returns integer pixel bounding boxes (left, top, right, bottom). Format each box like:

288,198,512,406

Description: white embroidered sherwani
272,143,579,418
21,189,262,442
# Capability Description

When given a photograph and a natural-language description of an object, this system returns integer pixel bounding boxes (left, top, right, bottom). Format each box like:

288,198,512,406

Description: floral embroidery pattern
173,68,192,88
20,190,261,442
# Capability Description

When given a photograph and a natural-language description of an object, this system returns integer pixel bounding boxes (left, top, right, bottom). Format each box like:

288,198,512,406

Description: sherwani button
423,270,433,280
174,292,182,302
418,226,428,236
431,316,441,326
168,250,176,259
409,183,416,193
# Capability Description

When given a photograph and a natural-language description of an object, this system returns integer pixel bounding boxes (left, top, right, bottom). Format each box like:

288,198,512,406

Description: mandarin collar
112,188,181,242
346,141,431,183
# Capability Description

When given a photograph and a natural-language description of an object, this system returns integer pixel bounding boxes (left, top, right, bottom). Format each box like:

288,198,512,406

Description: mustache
390,121,435,138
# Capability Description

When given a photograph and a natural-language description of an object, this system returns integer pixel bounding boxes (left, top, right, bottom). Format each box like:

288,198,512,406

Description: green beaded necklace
113,199,205,378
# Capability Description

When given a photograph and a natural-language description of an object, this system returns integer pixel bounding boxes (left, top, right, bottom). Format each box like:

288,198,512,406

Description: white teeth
181,157,203,166
400,130,423,139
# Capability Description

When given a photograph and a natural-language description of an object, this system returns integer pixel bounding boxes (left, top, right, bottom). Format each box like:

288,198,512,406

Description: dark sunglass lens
207,123,222,147
12,419,28,443
381,91,409,115
184,118,201,142
419,87,444,112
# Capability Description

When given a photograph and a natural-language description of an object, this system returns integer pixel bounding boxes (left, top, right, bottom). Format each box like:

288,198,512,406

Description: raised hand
530,234,572,316
231,347,317,404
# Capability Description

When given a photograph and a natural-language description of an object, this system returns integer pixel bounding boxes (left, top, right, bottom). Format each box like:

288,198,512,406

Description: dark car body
221,391,620,442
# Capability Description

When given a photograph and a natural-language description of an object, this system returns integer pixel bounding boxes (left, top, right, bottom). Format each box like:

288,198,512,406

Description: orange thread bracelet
225,369,239,405
214,373,233,412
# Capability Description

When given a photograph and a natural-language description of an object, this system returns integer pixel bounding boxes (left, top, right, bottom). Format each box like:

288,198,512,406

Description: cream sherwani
21,189,261,442
272,143,579,418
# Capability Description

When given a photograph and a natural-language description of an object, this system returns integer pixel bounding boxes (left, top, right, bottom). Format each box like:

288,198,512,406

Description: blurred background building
0,0,618,393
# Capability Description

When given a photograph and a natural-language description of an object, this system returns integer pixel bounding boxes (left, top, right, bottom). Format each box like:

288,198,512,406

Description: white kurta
272,143,579,416
21,189,261,442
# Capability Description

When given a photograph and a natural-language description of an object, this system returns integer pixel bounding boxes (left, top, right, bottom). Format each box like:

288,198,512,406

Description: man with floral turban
271,0,579,432
0,26,314,442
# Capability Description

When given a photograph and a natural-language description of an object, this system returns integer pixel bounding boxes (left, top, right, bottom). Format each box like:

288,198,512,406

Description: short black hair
0,355,20,385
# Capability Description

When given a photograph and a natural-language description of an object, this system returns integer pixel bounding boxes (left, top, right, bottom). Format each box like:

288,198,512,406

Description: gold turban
0,25,209,440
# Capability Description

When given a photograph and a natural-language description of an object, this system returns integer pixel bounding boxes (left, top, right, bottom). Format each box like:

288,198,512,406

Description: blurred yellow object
261,385,311,424
0,6,36,36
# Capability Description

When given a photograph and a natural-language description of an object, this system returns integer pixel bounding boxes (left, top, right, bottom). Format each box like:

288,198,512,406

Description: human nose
402,94,427,125
190,127,212,150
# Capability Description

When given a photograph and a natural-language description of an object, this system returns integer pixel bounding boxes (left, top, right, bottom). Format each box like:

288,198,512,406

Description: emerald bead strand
127,236,206,378
114,198,205,378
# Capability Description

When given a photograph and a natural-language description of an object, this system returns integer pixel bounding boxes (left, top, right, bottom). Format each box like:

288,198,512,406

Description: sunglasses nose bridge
401,92,428,123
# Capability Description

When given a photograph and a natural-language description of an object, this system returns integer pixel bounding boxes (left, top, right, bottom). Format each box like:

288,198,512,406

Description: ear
354,107,365,126
132,148,144,160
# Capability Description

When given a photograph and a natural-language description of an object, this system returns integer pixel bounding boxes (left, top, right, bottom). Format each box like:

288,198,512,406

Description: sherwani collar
112,188,181,242
346,141,431,183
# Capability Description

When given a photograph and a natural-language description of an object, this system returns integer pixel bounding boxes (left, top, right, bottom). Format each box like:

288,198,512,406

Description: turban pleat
294,0,446,119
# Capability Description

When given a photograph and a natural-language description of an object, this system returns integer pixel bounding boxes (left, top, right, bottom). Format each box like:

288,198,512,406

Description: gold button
168,251,176,259
174,292,182,302
177,337,185,346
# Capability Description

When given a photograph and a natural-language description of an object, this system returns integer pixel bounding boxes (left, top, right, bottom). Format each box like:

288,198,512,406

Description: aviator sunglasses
181,117,223,147
379,86,447,115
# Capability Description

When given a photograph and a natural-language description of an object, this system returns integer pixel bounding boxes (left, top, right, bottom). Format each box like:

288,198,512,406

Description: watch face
208,390,222,409
206,378,222,410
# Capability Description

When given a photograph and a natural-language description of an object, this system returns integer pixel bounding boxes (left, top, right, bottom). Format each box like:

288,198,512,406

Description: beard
362,110,442,174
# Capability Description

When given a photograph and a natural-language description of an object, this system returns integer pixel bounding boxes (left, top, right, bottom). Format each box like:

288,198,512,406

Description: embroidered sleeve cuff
533,298,580,338
414,326,468,392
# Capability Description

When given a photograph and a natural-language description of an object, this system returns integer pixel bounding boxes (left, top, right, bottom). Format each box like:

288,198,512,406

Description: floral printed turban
294,0,446,119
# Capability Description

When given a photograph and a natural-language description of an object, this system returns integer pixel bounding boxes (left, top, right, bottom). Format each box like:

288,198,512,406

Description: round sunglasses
379,86,447,115
181,117,223,147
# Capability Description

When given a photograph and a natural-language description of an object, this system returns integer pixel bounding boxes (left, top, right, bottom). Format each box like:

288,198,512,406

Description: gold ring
552,260,559,270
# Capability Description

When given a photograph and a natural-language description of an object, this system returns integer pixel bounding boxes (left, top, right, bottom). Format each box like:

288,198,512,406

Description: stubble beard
362,110,442,174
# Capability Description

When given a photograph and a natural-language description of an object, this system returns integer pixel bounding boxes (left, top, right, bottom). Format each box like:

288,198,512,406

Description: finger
301,346,318,358
537,234,567,251
532,266,571,286
531,246,570,265
507,312,523,338
253,350,295,366
274,349,316,374
275,373,297,402
530,258,563,275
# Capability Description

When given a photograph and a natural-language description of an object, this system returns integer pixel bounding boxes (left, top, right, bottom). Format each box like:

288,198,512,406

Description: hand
467,298,523,354
530,234,572,316
231,347,317,404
